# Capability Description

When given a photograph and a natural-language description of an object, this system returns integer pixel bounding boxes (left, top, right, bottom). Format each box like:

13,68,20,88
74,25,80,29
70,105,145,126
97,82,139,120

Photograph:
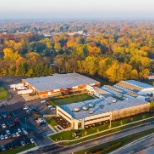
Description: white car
0,135,4,140
47,105,53,109
36,118,44,123
23,106,29,110
16,132,20,137
2,124,6,128
40,100,46,103
4,134,8,139
23,130,28,135
30,138,35,144
17,128,22,133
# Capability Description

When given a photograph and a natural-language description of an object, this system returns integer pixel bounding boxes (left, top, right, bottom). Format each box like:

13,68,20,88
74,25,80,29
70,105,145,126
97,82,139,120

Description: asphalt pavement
110,133,154,154
26,123,154,154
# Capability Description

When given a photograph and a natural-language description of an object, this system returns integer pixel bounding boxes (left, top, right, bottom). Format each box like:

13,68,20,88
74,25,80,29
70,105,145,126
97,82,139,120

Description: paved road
26,123,154,154
110,133,154,154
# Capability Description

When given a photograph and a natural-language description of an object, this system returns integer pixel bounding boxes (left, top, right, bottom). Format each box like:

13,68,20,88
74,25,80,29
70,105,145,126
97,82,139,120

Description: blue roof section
23,73,99,92
124,80,153,89
59,97,149,120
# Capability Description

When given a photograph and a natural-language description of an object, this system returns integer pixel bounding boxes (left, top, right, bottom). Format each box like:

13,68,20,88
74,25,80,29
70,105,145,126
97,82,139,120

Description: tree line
0,21,154,82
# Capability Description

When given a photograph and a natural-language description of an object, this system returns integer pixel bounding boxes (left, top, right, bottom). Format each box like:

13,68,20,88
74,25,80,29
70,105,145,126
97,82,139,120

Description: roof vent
112,100,116,103
89,104,94,108
73,108,80,112
89,109,94,114
82,106,88,111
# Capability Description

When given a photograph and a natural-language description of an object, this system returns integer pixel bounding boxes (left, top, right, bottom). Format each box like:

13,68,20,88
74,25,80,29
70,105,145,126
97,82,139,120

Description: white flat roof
59,97,149,120
23,73,99,92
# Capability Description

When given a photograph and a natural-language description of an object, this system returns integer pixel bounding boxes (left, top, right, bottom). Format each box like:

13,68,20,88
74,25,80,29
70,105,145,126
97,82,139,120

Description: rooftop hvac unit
112,100,116,103
89,104,94,108
73,108,80,112
89,110,94,114
82,106,88,111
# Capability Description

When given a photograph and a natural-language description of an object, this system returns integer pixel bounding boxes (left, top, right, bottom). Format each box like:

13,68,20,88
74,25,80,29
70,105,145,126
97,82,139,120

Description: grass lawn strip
49,113,153,144
49,94,93,106
75,128,154,154
45,118,58,127
0,87,9,101
0,144,35,154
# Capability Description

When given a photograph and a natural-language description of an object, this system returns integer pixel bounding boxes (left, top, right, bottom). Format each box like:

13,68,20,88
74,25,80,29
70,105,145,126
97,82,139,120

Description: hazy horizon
0,0,154,19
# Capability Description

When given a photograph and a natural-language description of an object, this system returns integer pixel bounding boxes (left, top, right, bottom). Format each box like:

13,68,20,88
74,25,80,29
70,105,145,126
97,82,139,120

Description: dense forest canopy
0,20,154,82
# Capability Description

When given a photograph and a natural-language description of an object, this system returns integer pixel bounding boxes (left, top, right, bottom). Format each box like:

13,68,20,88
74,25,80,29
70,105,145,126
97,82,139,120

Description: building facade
22,73,100,98
56,97,150,130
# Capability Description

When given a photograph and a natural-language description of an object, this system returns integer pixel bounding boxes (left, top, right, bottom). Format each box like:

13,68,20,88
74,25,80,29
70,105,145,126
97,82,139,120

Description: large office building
56,97,150,129
22,73,100,98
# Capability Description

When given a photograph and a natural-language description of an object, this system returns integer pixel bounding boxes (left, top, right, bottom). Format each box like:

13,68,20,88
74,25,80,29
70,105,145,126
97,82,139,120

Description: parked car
6,130,11,135
47,105,53,109
12,141,19,148
40,122,47,127
9,111,13,116
1,145,6,151
22,127,26,131
2,113,7,118
23,106,29,110
17,128,22,133
36,118,44,123
20,141,26,146
4,134,8,139
9,122,15,127
16,132,20,137
0,134,4,140
41,100,46,103
12,133,16,138
23,130,28,135
2,123,6,128
25,139,31,144
30,138,35,144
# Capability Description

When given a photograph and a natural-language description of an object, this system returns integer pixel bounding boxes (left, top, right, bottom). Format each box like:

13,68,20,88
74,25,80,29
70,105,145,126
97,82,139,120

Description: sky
0,0,154,19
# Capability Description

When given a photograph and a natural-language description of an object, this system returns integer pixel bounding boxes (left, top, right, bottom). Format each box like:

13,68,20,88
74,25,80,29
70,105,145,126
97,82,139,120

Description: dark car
2,113,7,118
13,142,19,148
9,112,13,116
20,141,26,146
9,122,15,127
40,122,47,127
1,145,6,151
25,138,31,144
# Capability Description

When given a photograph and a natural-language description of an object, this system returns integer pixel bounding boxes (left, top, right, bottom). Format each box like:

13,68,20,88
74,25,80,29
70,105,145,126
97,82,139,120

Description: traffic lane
111,133,154,154
45,123,154,154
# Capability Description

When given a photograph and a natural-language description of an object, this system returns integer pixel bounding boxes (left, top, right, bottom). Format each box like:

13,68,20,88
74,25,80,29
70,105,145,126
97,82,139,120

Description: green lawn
49,112,153,145
45,118,58,127
49,94,93,106
0,87,9,101
75,127,154,154
0,144,35,154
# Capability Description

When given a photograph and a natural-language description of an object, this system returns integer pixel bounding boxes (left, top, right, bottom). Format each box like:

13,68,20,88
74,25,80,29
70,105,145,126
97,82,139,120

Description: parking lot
0,76,55,150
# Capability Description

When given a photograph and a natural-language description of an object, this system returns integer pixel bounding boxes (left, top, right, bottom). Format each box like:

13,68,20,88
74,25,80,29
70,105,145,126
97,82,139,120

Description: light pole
109,111,112,129
25,118,27,131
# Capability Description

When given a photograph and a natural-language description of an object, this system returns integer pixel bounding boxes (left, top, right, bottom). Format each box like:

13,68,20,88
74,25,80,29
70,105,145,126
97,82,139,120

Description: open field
0,87,9,101
49,112,153,145
75,128,154,154
49,94,93,106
